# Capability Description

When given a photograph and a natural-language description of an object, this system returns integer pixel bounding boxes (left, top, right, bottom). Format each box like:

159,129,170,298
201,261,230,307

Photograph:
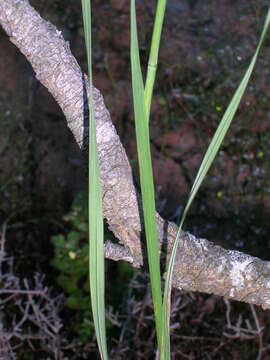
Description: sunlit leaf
81,1,108,359
130,0,163,350
161,9,270,360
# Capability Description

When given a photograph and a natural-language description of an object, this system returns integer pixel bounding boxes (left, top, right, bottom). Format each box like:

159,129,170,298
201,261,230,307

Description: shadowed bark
0,0,269,310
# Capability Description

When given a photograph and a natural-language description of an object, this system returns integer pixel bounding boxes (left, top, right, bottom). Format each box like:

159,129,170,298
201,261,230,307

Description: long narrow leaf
144,0,167,121
130,0,163,350
81,1,108,359
161,9,270,360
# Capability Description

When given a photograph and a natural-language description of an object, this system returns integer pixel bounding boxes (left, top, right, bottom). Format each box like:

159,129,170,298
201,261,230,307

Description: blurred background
0,0,270,358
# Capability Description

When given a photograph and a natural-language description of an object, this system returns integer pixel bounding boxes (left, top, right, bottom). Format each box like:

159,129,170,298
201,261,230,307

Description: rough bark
0,0,269,310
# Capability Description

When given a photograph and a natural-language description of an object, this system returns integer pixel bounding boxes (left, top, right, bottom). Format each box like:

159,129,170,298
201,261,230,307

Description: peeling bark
0,0,269,309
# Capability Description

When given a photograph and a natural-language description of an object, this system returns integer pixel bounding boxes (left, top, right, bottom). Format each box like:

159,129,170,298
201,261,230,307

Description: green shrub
51,193,93,344
51,192,134,345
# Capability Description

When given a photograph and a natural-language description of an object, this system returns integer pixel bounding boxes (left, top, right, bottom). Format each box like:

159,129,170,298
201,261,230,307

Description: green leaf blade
130,0,163,350
81,1,108,359
144,0,167,120
161,8,270,360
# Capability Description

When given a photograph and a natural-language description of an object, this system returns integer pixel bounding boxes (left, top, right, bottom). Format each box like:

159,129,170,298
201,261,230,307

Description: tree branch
0,0,269,309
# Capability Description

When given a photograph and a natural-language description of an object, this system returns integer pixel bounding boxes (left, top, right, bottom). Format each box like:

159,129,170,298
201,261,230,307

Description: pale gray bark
0,0,269,310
